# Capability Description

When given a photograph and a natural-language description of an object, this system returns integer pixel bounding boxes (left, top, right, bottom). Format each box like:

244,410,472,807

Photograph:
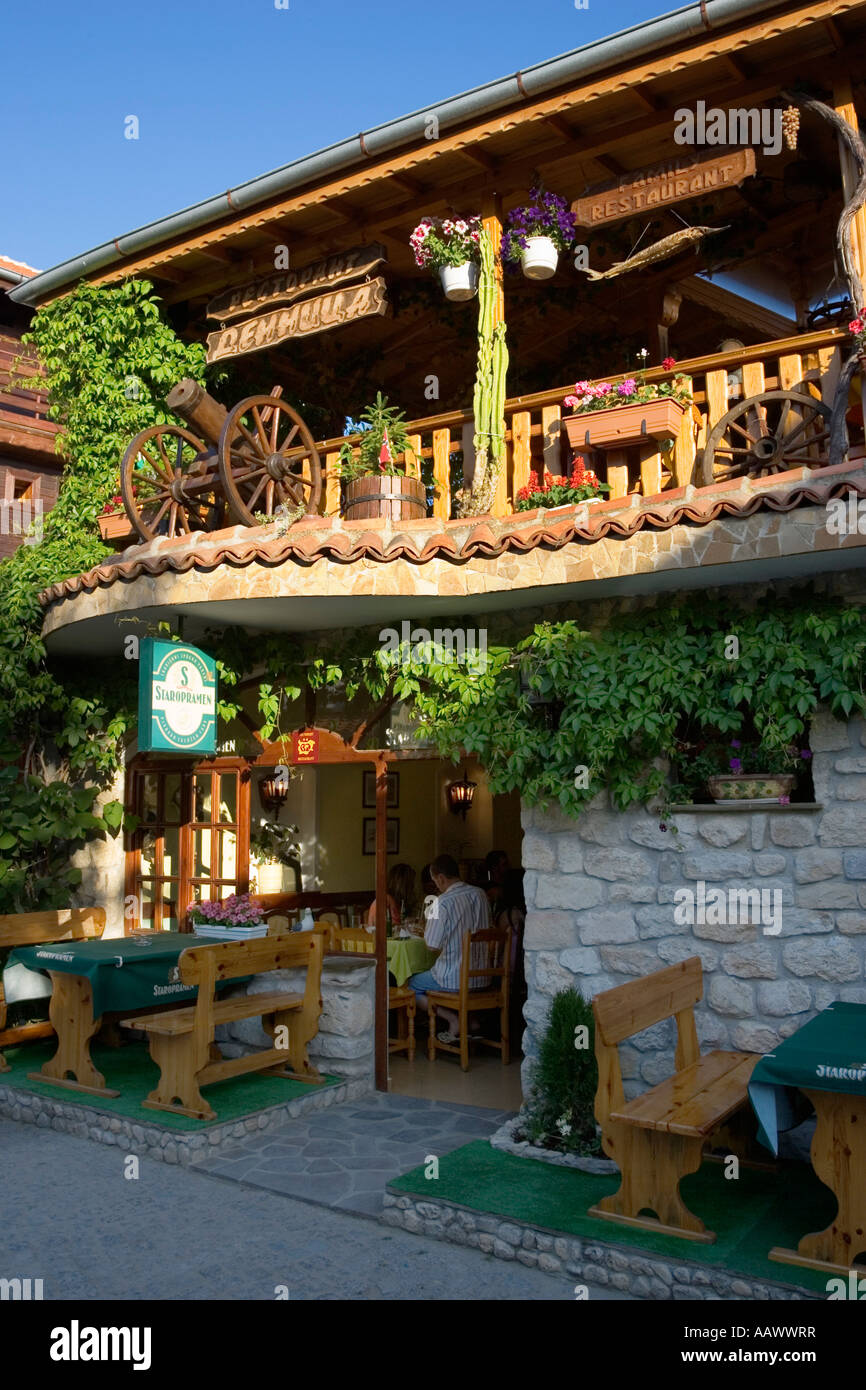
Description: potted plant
515,458,609,511
563,356,693,451
187,892,267,935
337,393,427,521
410,215,482,301
250,821,301,895
501,187,577,280
672,737,813,805
98,492,138,548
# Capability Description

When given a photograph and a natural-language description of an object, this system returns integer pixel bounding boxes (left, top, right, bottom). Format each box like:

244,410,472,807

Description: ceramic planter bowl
564,397,686,451
521,235,559,280
708,773,796,803
439,262,479,301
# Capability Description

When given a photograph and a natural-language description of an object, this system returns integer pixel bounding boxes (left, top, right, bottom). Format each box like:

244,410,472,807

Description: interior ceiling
129,11,866,429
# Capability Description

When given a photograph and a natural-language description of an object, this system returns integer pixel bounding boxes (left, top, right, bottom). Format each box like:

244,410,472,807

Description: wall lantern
517,665,563,730
447,767,477,819
259,774,290,820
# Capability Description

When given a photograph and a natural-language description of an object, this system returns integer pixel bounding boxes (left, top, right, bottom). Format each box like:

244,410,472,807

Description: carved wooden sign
572,149,756,227
207,243,387,321
206,278,389,362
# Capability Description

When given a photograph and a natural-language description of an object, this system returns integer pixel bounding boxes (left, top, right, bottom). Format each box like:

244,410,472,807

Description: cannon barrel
166,379,228,447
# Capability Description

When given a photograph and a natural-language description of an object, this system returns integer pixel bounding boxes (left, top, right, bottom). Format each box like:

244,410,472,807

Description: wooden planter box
97,512,138,548
344,475,427,521
564,398,687,451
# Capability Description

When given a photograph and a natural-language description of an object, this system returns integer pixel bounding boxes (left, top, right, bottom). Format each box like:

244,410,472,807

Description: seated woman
367,862,417,929
494,868,526,972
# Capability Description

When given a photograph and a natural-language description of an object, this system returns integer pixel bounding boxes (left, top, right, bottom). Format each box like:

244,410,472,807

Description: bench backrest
592,957,704,1129
0,907,106,950
178,931,323,1036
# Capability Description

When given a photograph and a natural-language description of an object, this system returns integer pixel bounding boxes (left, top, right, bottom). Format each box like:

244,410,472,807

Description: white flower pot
439,262,479,302
521,236,559,280
253,862,285,894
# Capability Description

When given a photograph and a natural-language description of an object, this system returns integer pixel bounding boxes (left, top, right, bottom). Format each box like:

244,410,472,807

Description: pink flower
662,356,676,370
564,395,579,409
850,318,864,335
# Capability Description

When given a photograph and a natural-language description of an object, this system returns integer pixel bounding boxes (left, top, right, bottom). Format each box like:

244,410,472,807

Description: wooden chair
267,914,290,936
590,957,760,1243
0,907,106,1070
427,926,511,1072
324,924,415,1061
121,933,323,1121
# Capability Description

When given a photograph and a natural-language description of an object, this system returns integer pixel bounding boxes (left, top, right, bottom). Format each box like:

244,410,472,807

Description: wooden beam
833,76,866,296
823,16,846,48
80,0,848,295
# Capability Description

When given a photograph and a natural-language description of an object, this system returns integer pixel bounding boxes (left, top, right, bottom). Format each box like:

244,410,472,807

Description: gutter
1,268,28,287
11,0,800,307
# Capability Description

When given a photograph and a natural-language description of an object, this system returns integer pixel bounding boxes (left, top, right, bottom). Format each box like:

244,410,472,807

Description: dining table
748,1001,866,1276
386,934,438,987
8,931,225,1097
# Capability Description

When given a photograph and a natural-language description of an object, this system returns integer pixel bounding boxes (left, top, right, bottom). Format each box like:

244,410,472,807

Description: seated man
408,852,491,1043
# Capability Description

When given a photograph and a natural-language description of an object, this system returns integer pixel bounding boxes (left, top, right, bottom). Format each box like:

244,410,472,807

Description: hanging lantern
447,767,477,819
259,774,290,819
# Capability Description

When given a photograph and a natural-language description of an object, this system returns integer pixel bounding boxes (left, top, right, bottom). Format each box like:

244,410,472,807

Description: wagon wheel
700,390,832,486
217,395,322,526
121,424,224,541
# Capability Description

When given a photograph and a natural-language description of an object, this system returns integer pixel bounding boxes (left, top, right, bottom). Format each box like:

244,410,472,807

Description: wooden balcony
315,328,848,521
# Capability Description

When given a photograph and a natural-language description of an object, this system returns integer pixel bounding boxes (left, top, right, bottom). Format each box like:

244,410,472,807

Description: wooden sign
206,278,389,362
207,243,387,321
292,730,319,764
572,149,756,227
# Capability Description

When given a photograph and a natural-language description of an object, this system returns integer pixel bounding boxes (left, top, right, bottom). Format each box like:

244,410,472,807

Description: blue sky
3,0,668,271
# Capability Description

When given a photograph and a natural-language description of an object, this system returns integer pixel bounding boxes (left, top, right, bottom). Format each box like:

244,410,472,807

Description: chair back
0,907,106,948
267,914,290,937
459,926,511,1001
327,925,376,956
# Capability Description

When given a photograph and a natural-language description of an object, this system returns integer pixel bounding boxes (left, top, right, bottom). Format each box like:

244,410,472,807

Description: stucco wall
520,709,866,1097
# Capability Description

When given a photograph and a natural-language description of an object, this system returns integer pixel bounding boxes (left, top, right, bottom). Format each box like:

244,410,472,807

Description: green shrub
520,986,600,1156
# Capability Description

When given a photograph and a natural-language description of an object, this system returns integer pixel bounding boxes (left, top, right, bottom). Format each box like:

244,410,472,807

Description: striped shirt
424,881,492,991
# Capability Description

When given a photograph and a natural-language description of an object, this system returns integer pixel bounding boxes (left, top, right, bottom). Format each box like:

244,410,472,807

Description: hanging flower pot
439,262,479,302
521,236,559,280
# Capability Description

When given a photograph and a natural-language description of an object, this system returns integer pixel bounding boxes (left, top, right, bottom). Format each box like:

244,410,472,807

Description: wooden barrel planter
344,475,427,521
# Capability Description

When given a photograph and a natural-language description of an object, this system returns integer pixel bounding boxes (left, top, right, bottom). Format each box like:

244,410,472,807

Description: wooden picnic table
749,1002,866,1276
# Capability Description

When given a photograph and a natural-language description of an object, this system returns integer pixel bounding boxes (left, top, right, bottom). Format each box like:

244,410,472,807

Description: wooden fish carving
581,226,728,281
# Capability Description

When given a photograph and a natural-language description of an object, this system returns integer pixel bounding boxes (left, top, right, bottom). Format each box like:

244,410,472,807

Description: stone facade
69,764,127,938
521,710,866,1097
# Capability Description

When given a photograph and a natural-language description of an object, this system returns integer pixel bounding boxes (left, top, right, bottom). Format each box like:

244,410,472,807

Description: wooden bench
590,957,760,1243
121,932,323,1121
0,907,106,1071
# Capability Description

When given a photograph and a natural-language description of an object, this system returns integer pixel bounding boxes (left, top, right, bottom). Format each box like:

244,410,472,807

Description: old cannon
120,380,323,541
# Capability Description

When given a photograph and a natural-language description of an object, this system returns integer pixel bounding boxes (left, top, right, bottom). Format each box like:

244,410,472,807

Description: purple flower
730,740,741,749
617,378,637,397
729,757,742,772
800,749,812,760
778,794,791,805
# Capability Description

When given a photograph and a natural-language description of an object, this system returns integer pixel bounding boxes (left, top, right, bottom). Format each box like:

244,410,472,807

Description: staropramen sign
138,639,217,754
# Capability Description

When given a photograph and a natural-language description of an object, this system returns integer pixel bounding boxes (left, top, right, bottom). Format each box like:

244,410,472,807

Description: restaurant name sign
206,278,389,363
138,638,217,754
207,243,387,322
572,149,756,227
292,730,319,764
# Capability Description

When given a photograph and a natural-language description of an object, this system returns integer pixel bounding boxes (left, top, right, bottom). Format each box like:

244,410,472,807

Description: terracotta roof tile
39,461,866,607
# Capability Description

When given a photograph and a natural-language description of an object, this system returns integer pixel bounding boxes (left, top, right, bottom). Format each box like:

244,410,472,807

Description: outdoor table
386,936,438,987
8,931,223,1097
748,1002,866,1275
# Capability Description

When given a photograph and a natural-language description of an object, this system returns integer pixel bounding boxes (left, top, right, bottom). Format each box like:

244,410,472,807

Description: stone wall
520,709,866,1098
69,764,127,939
216,955,376,1089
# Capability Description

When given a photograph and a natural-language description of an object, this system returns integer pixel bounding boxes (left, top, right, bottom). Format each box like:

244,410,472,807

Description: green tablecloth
387,937,438,988
8,932,225,1019
748,1002,866,1154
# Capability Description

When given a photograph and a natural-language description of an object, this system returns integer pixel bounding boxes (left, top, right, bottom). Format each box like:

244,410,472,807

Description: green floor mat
0,1041,339,1130
390,1141,842,1296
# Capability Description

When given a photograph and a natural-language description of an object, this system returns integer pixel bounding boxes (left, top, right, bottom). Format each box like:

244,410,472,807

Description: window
125,760,250,932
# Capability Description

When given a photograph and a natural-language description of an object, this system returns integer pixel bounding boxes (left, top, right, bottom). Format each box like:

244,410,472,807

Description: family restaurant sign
207,243,387,321
206,278,389,362
292,730,320,764
572,149,756,227
138,638,217,754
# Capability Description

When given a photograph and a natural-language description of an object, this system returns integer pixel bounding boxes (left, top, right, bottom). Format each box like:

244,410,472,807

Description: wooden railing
314,328,848,521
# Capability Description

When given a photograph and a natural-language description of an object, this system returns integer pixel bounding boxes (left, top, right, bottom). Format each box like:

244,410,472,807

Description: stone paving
1,1119,591,1301
197,1091,515,1215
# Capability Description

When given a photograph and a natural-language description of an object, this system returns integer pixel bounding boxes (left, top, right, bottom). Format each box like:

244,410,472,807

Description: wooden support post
605,451,630,498
834,78,866,298
512,411,532,498
673,405,700,487
325,450,340,516
374,757,388,1092
639,443,663,498
705,368,729,435
542,403,562,478
405,433,422,480
432,428,451,520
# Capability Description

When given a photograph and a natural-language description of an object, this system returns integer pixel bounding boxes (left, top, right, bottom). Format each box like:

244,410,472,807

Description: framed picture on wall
362,817,400,855
362,770,399,809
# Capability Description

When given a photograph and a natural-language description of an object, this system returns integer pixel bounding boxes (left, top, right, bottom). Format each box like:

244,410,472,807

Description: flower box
97,512,138,548
564,398,687,451
707,773,796,804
